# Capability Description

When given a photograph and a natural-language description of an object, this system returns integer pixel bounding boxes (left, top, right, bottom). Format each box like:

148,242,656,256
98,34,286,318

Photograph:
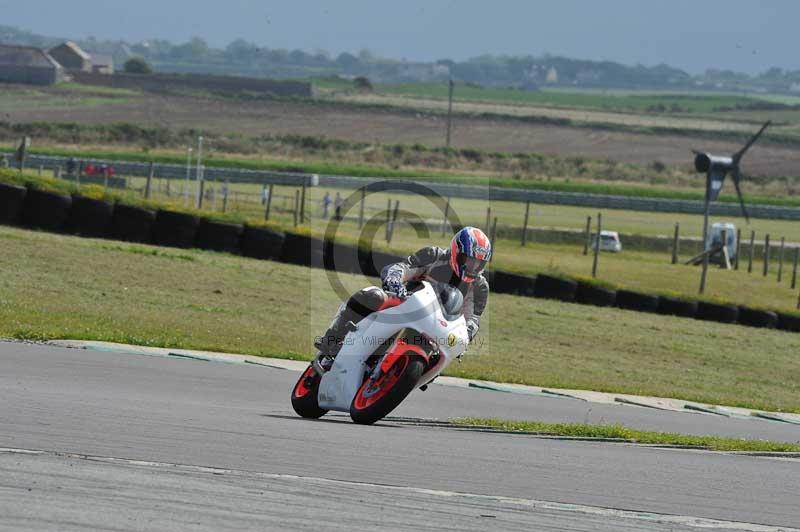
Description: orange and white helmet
449,226,492,283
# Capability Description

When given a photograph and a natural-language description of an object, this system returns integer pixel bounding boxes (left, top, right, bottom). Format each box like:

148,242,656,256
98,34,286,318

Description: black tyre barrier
110,204,155,243
533,274,578,302
0,183,27,225
358,249,405,278
67,196,114,238
492,270,536,296
575,282,616,307
696,301,739,324
657,296,698,318
280,233,324,267
777,313,800,333
241,226,285,260
737,307,778,329
322,240,362,274
195,220,244,253
615,290,660,313
22,188,72,232
152,210,199,248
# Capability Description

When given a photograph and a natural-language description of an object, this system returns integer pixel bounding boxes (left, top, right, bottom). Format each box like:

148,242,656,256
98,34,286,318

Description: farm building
48,41,92,72
89,53,114,74
0,44,65,85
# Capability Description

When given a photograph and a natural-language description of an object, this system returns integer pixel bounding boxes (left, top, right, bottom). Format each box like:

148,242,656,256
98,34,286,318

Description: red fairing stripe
378,296,404,310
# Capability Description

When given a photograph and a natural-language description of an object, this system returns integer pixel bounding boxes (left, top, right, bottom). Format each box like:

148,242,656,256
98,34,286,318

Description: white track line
1,447,795,532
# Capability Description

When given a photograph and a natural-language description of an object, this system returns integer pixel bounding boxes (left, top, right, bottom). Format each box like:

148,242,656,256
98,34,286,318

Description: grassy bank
1,224,800,412
457,418,800,452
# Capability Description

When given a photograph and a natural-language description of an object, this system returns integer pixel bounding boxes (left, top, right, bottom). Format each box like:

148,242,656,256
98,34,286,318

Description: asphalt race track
1,342,798,531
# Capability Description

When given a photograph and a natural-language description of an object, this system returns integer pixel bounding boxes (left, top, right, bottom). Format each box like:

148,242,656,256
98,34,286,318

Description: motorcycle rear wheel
291,365,328,419
349,354,425,425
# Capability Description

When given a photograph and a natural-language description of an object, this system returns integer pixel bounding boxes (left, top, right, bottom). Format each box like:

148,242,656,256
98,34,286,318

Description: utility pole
445,79,454,148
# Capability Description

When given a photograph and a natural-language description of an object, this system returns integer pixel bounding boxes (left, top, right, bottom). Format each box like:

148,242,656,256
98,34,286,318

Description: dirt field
3,91,799,177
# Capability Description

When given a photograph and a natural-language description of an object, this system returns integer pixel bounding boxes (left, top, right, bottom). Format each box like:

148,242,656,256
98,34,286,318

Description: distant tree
124,57,152,74
336,52,359,69
353,76,373,92
226,39,258,61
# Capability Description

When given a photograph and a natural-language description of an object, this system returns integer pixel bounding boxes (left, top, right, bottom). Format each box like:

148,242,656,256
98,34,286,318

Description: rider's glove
467,321,478,342
382,273,407,299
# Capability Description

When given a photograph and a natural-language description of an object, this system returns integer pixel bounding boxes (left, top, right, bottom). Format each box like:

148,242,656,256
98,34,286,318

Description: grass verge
457,418,800,452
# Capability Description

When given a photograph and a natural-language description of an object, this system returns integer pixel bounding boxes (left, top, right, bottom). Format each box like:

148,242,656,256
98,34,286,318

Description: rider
314,226,492,367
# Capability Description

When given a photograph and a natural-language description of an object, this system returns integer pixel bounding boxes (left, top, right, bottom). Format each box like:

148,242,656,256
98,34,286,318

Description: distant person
0,155,8,168
322,192,332,218
334,192,343,221
66,157,77,175
261,185,269,205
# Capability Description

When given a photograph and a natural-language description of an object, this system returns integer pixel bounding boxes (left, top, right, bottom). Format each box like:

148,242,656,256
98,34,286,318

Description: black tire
737,307,778,329
492,270,537,296
291,365,328,419
22,188,72,232
615,290,660,313
153,210,199,248
358,249,405,278
575,282,616,307
0,183,27,225
323,240,362,274
110,204,155,243
241,226,285,260
350,355,425,425
280,233,324,266
533,274,578,302
195,219,243,253
67,196,114,237
657,296,698,318
696,301,739,324
777,313,800,333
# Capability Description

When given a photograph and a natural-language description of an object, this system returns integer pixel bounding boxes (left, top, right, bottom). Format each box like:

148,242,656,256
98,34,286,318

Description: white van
707,222,737,263
591,230,622,253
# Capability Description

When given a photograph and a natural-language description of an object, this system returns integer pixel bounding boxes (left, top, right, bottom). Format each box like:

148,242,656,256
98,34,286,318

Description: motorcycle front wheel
291,365,328,419
349,354,425,425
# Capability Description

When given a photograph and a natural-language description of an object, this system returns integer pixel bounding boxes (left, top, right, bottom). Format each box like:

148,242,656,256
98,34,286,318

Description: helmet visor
457,254,488,279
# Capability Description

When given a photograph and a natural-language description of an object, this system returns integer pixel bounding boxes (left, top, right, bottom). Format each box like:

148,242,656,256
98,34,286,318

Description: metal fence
9,152,800,221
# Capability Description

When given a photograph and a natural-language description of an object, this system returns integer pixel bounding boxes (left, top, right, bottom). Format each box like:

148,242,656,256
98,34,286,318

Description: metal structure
691,121,770,293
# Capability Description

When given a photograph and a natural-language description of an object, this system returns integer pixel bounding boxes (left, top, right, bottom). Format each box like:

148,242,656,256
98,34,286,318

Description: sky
0,0,794,75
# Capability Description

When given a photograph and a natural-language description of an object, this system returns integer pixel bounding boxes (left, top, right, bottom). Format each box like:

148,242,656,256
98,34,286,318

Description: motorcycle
291,281,469,425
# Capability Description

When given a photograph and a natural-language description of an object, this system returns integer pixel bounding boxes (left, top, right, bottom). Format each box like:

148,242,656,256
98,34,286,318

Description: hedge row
1,182,798,334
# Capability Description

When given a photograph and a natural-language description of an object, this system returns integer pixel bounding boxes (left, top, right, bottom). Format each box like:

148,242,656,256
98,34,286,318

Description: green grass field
2,224,799,412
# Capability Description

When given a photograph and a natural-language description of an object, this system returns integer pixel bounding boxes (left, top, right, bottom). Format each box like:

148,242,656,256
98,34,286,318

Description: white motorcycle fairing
317,281,469,412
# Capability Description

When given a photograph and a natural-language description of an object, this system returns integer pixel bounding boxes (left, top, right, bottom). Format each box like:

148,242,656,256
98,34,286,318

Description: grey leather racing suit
382,246,489,336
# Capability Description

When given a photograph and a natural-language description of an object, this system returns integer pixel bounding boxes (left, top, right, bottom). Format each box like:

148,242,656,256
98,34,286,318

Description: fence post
521,201,530,246
385,199,392,242
490,217,498,248
583,216,592,256
300,182,307,223
53,167,61,179
485,207,491,233
793,247,799,290
38,165,42,176
222,180,229,213
747,230,755,273
358,188,366,229
763,234,771,277
198,179,205,208
293,189,300,226
778,237,785,283
592,212,602,278
734,228,741,270
441,197,450,237
388,200,400,243
671,222,680,264
145,162,154,199
264,183,273,220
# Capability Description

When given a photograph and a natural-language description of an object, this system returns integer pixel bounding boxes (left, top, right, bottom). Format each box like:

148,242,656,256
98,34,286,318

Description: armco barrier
10,152,800,221
0,183,27,224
